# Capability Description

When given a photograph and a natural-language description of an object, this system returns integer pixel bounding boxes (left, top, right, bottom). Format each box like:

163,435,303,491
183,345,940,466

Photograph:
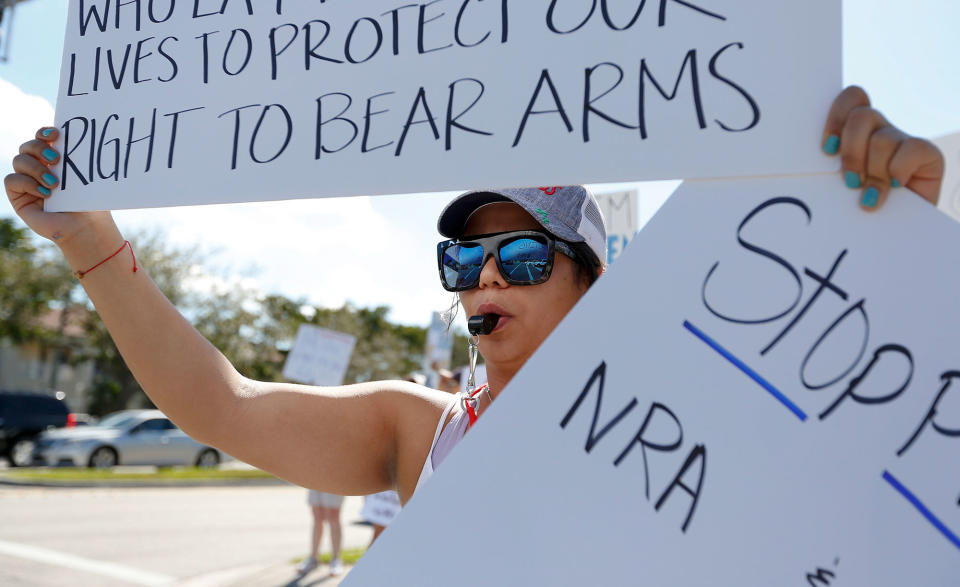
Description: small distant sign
282,324,356,387
424,312,454,370
596,190,638,264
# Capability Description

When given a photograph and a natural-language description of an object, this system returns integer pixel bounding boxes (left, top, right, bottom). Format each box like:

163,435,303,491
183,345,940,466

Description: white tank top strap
414,395,459,492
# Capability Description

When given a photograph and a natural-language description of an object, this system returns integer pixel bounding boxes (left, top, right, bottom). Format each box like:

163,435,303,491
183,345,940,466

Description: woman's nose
476,254,506,289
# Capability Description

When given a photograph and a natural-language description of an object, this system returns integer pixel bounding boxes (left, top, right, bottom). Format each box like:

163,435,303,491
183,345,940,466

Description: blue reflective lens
499,238,549,282
442,243,484,289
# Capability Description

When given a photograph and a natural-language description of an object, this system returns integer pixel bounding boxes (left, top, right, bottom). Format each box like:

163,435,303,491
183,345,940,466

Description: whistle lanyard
462,384,489,428
460,334,487,428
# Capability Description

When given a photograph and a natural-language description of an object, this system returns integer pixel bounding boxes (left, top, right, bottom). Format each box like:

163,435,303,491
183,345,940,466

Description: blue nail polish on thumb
823,135,840,155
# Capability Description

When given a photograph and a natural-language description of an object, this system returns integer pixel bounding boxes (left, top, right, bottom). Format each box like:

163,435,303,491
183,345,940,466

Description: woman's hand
4,127,117,248
823,86,944,210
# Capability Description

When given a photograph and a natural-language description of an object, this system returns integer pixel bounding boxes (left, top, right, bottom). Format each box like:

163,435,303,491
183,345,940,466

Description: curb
0,475,289,489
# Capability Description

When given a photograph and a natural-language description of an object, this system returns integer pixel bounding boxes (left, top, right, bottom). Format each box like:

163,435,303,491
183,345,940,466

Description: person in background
297,489,344,576
436,368,460,394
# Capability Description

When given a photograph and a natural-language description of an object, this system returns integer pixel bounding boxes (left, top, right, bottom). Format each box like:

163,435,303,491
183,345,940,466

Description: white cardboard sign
282,324,356,387
346,175,960,585
50,0,839,211
934,131,960,222
596,189,638,264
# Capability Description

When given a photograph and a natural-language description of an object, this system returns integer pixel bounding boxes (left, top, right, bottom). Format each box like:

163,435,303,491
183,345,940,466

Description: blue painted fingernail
41,128,54,138
42,173,57,186
861,187,879,208
42,148,58,162
891,178,901,188
38,186,51,196
823,135,840,155
845,171,861,189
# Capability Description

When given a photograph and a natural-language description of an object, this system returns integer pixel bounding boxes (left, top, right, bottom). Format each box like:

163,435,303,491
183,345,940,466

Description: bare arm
5,128,449,499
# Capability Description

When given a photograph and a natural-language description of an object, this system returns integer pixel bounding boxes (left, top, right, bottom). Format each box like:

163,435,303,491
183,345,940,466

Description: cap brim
436,190,512,238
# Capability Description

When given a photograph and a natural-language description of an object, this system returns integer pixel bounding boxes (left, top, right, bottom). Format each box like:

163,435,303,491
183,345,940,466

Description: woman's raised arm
4,128,447,500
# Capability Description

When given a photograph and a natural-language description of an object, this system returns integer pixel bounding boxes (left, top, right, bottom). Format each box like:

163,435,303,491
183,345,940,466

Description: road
0,483,373,586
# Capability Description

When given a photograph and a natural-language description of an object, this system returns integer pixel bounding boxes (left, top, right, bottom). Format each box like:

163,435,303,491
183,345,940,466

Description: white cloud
112,193,457,327
0,76,54,177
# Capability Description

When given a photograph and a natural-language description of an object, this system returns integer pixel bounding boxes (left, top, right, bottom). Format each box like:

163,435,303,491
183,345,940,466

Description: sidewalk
176,560,354,587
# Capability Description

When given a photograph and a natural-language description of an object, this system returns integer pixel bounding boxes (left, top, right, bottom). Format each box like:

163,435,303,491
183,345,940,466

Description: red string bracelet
74,240,138,280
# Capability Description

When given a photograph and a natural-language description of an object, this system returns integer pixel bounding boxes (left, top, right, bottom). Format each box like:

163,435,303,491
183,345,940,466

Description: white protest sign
282,324,356,386
361,490,403,527
345,175,960,585
596,189,637,263
424,311,453,368
935,131,960,222
49,0,840,211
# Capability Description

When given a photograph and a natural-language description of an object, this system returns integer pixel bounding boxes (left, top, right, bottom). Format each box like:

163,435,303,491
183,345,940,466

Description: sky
1,0,959,328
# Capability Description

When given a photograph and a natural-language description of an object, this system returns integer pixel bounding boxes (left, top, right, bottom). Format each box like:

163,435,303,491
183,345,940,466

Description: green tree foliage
3,220,464,414
0,219,74,344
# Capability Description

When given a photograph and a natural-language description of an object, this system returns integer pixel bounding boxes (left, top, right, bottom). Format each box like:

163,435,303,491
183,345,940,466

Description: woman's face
458,202,590,372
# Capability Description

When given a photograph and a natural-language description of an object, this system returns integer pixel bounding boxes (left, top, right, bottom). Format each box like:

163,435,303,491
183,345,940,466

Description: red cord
75,240,138,279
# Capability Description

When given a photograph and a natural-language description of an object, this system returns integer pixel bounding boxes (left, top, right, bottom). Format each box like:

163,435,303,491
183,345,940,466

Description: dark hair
567,241,603,289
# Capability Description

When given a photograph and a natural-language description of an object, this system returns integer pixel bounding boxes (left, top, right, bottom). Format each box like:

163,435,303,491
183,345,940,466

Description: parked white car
33,409,225,468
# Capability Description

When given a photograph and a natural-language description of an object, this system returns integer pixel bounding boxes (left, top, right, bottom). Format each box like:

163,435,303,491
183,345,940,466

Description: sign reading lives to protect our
345,175,960,585
282,324,356,387
49,0,840,211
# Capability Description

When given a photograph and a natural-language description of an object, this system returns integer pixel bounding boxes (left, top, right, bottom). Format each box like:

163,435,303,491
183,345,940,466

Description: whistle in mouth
468,313,499,336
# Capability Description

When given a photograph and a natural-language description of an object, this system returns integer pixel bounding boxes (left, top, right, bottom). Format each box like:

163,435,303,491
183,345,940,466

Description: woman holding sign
2,87,945,506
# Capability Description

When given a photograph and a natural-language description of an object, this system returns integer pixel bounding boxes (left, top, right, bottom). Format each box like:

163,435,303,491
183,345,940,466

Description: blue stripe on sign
683,320,808,422
883,470,960,551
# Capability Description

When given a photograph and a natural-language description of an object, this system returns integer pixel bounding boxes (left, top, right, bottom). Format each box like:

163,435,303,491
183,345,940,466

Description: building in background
0,305,95,411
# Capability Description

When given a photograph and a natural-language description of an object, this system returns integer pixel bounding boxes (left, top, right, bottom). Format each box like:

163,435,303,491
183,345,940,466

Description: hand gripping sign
344,175,960,586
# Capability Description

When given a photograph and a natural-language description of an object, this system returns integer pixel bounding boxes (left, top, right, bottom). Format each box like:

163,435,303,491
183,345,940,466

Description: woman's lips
476,303,513,333
487,315,510,333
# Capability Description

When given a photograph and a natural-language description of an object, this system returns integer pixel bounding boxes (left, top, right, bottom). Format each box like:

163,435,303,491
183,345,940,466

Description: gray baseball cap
437,186,607,267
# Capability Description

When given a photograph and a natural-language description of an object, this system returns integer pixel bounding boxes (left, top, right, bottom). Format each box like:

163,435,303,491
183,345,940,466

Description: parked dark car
0,390,70,466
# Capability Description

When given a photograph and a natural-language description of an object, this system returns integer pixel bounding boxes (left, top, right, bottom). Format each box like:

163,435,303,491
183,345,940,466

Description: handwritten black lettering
560,361,639,452
709,42,760,132
96,113,121,181
513,68,573,147
223,28,253,76
613,402,683,500
819,344,914,420
583,61,636,142
269,23,299,79
654,444,706,533
362,92,396,153
800,299,870,391
418,0,453,54
303,20,343,68
445,78,492,150
898,371,960,456
702,197,810,324
761,250,850,357
123,107,157,177
315,92,358,159
345,17,384,64
395,87,441,156
638,49,705,139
